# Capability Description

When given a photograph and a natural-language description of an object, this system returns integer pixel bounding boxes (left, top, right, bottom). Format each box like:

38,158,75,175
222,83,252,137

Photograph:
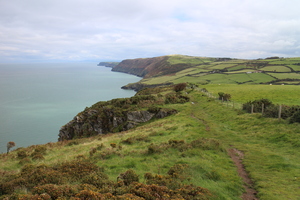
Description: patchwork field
136,55,300,86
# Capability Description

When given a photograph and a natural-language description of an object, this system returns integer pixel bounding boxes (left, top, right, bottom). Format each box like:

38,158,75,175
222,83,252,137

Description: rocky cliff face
58,90,185,141
112,56,191,78
58,107,177,141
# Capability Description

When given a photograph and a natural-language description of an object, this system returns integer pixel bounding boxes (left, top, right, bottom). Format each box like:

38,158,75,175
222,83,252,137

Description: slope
1,85,300,199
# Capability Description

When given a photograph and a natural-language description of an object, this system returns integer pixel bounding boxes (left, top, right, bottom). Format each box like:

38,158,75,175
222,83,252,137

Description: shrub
32,184,79,199
167,164,188,177
147,106,161,113
20,164,66,187
129,182,174,199
117,169,139,186
174,83,187,92
264,104,300,119
6,141,16,154
81,172,113,189
110,143,117,148
165,93,190,104
66,140,80,146
33,146,47,154
57,160,103,180
242,98,273,113
18,158,31,165
218,92,231,101
147,143,162,154
18,193,52,200
177,184,211,199
17,150,28,159
31,153,45,161
89,148,97,156
75,190,105,199
289,110,300,123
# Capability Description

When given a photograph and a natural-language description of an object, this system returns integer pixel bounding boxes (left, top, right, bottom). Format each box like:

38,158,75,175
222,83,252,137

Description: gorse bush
0,159,212,199
56,160,104,180
165,93,190,104
117,169,139,186
17,150,28,159
32,184,79,199
174,82,187,92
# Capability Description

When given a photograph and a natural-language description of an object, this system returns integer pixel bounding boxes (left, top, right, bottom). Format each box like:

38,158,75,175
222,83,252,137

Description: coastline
0,63,141,153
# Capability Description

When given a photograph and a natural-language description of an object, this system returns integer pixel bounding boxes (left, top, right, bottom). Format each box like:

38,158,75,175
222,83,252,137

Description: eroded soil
228,148,259,200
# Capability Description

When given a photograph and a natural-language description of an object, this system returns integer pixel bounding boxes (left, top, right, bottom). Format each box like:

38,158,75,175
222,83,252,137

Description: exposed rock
58,107,177,141
121,82,173,92
127,111,155,123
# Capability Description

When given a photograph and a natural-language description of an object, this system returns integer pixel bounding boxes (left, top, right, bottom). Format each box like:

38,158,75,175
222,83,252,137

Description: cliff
58,86,191,141
111,56,192,78
97,62,119,68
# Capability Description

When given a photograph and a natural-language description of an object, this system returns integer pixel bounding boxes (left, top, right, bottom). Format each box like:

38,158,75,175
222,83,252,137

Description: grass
200,84,300,105
268,72,300,79
2,55,300,199
260,65,292,72
134,56,300,87
1,85,300,199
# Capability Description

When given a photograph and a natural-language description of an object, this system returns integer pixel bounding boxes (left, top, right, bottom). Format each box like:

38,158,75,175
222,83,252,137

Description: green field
135,56,300,86
268,72,300,79
260,65,291,72
201,84,300,105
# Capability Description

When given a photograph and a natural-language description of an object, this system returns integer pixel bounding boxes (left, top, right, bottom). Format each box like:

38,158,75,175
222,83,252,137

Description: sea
0,62,141,153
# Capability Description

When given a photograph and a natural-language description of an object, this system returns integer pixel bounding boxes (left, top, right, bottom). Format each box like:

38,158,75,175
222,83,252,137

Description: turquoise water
0,63,141,153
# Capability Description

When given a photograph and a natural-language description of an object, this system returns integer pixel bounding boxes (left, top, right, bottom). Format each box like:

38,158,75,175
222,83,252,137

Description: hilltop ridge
107,55,300,91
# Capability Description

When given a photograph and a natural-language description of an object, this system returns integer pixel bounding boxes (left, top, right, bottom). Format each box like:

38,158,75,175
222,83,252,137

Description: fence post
278,104,282,120
251,104,254,114
262,103,264,115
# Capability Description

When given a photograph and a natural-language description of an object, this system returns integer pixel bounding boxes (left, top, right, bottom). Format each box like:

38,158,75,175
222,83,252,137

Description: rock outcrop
97,62,119,68
121,82,173,92
59,105,177,141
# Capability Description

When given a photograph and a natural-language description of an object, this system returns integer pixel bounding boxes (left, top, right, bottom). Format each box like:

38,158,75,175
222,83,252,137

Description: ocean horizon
0,62,141,153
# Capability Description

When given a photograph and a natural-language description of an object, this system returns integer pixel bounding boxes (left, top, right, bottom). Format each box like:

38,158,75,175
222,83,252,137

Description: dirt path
228,148,259,200
190,107,259,199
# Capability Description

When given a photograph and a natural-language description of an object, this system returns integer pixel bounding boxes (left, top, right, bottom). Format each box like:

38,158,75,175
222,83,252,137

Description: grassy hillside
133,55,300,86
1,84,300,199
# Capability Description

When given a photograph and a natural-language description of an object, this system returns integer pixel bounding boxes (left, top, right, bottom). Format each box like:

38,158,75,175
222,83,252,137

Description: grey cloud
0,0,300,62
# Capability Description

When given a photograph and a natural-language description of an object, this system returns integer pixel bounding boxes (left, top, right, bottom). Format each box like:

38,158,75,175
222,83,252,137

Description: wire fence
199,89,243,110
198,88,285,120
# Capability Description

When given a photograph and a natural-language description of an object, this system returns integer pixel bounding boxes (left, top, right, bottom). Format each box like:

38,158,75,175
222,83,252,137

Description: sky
0,0,300,63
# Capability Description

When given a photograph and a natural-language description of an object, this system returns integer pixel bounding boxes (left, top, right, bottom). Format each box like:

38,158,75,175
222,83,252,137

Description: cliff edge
58,85,191,141
111,56,192,78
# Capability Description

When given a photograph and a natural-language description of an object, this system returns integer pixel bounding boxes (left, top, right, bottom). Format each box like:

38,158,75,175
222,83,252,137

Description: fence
199,88,284,120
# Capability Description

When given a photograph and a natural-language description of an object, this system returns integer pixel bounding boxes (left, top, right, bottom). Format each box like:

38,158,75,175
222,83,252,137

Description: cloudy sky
0,0,299,62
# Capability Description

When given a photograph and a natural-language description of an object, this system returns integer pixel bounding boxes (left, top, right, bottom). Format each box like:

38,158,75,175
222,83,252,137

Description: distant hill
97,62,119,68
109,54,300,91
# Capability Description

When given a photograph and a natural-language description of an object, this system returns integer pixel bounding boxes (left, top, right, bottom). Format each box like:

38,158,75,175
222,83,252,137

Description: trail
228,148,259,200
190,103,259,199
